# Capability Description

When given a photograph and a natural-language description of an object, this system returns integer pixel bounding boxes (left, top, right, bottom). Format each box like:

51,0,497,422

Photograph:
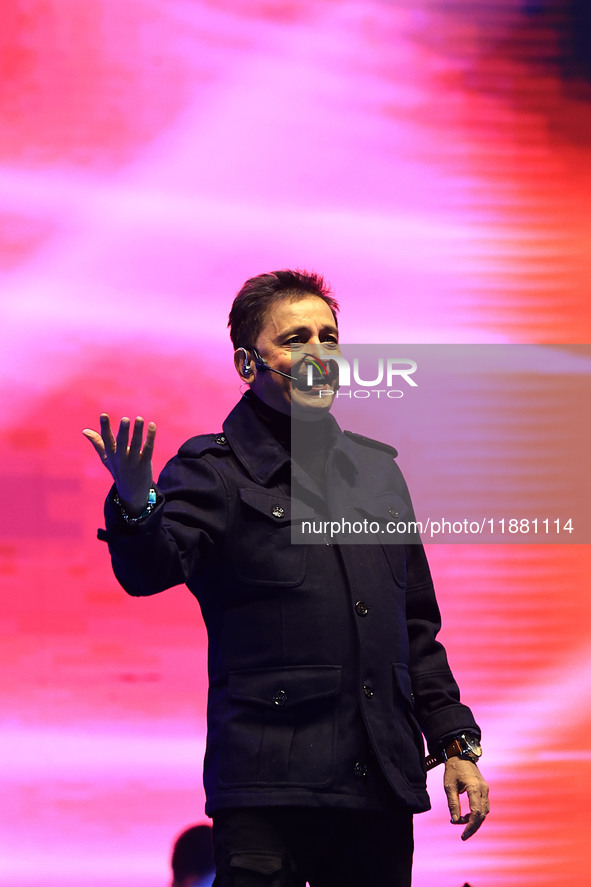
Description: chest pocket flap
231,489,306,586
239,488,293,522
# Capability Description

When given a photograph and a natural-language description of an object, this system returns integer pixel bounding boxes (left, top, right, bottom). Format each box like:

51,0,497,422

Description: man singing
83,269,489,887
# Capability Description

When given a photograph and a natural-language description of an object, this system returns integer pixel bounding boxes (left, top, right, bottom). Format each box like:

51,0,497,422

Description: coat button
272,689,287,706
355,600,369,616
215,434,227,446
272,505,285,519
353,761,368,778
388,507,398,518
363,684,374,699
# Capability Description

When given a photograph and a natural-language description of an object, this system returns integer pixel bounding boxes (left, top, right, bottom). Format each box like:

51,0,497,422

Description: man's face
245,294,341,418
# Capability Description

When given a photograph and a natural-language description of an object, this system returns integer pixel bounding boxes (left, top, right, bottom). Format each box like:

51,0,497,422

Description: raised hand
83,414,156,516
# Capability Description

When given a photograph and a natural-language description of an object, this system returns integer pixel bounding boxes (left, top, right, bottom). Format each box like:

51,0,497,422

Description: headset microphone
246,348,334,391
250,348,299,383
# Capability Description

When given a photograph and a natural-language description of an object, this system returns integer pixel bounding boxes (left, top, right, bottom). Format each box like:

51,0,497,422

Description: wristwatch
425,733,482,770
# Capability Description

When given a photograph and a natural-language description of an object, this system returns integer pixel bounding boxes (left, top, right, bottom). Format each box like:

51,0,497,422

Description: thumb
444,782,462,824
83,429,105,455
82,429,110,470
448,799,461,824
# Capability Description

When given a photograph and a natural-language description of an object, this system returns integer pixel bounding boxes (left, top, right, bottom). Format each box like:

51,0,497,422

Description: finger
99,413,116,456
116,417,131,456
461,808,487,841
141,421,157,462
461,785,489,841
445,788,462,825
82,429,107,461
128,417,145,460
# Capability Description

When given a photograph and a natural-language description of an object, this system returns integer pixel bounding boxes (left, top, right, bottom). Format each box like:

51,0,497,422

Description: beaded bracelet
114,487,158,524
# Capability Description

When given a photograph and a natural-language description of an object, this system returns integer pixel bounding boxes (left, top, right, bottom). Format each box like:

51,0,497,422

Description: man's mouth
295,372,335,390
295,356,338,390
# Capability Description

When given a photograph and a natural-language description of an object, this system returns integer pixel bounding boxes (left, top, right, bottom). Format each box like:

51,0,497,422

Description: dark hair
228,269,339,349
171,824,214,881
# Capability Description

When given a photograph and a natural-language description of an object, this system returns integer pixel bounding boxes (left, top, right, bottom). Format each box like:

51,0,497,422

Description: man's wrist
425,732,482,770
114,488,158,524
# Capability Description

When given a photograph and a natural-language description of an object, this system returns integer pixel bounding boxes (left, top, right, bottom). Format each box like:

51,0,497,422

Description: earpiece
236,346,298,384
236,347,252,377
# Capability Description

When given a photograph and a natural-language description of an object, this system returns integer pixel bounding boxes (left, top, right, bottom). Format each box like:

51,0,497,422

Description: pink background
1,1,590,885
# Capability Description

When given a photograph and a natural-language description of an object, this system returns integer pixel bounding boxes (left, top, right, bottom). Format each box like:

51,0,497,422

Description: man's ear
234,347,254,384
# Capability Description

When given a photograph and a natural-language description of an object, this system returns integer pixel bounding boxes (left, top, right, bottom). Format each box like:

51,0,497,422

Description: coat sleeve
404,540,481,753
343,436,482,756
99,444,228,597
385,454,481,753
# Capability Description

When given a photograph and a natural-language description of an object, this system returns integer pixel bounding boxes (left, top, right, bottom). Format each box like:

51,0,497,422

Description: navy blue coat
100,394,479,815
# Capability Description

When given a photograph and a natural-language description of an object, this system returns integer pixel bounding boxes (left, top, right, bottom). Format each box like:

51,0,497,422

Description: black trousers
211,806,413,887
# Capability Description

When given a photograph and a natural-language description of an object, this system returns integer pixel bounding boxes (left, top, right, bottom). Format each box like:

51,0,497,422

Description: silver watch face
462,734,482,757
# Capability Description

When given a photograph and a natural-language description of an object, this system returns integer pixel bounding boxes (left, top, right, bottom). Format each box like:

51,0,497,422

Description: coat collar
222,394,358,486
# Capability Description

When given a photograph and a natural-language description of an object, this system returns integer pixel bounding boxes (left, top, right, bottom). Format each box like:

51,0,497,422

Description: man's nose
316,346,342,367
307,338,341,356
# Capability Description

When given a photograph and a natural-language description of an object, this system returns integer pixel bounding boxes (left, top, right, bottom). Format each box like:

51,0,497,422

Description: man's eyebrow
277,323,339,338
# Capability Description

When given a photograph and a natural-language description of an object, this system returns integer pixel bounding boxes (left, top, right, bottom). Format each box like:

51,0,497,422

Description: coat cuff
98,484,164,540
421,704,480,754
